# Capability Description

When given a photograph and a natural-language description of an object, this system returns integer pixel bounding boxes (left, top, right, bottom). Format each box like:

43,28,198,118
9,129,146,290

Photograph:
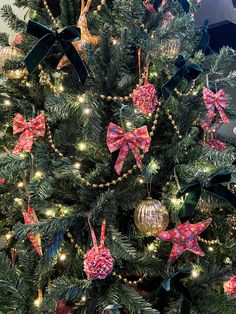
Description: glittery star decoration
155,218,212,263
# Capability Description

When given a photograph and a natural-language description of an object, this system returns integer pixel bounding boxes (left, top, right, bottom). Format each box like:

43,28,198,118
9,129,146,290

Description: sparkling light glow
14,198,23,205
83,108,91,115
34,171,43,178
77,95,85,103
33,299,41,307
208,246,214,252
81,295,86,302
73,162,81,169
17,182,24,188
191,269,200,278
45,209,55,217
5,232,13,241
78,142,87,151
58,85,64,92
4,99,11,106
59,253,67,262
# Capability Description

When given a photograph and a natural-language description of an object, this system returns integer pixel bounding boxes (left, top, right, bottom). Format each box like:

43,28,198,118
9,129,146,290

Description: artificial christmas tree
0,1,236,313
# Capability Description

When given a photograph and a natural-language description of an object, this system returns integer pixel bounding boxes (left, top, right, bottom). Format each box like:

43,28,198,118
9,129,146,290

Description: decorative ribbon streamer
22,204,43,256
202,87,229,128
162,55,203,99
143,1,157,15
176,0,190,13
196,20,211,54
106,122,151,174
24,20,88,83
176,170,236,222
159,267,192,314
12,113,45,154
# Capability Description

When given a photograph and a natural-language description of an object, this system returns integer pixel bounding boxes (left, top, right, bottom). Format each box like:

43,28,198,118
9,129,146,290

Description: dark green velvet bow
177,169,236,222
24,20,88,83
162,55,203,99
159,267,192,314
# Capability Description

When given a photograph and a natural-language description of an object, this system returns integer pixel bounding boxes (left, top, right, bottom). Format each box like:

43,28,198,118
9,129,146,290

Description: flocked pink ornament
132,83,158,115
207,139,227,151
224,275,236,297
84,219,113,280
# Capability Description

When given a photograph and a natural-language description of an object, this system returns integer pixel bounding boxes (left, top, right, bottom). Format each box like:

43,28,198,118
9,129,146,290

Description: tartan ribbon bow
22,205,43,256
12,113,45,154
203,87,229,126
106,122,151,174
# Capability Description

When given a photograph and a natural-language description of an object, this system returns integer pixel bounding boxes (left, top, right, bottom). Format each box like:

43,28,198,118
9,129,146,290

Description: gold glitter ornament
0,45,24,73
57,0,101,70
159,38,181,59
134,197,169,236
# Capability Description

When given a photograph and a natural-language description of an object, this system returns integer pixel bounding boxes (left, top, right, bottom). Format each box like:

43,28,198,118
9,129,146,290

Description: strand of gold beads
198,237,220,245
112,272,146,285
166,110,182,140
100,71,146,102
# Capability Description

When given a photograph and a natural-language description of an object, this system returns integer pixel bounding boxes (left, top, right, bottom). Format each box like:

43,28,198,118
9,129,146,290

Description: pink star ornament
155,218,212,263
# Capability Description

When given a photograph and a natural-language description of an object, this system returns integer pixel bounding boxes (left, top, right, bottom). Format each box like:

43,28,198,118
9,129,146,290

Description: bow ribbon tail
59,41,88,84
197,20,211,54
100,219,106,247
114,144,130,175
215,103,230,124
177,0,190,13
129,143,143,169
12,130,34,155
162,70,183,99
25,21,55,74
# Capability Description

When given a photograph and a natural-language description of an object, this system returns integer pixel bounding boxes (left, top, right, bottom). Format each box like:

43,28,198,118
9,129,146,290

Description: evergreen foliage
0,0,236,313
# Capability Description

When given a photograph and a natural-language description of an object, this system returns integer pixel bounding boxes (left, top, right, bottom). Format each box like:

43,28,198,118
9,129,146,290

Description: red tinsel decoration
224,275,236,297
132,83,158,115
84,220,114,280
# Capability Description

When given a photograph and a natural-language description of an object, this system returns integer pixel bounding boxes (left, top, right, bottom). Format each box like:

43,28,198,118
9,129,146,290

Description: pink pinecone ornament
132,83,158,115
84,220,114,280
224,275,236,297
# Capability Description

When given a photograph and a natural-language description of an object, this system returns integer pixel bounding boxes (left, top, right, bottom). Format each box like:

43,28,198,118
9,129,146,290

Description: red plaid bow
22,205,43,256
106,122,151,174
203,87,229,127
12,113,45,154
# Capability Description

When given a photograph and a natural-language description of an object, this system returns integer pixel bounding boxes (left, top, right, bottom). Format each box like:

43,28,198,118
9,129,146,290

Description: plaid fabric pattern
106,122,151,174
156,218,212,263
203,87,229,128
22,206,43,256
12,113,45,154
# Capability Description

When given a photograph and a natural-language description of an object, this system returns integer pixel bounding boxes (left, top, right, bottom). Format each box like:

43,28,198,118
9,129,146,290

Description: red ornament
0,178,5,184
156,219,212,263
54,300,72,314
84,220,113,280
224,275,236,297
13,33,23,45
132,83,158,115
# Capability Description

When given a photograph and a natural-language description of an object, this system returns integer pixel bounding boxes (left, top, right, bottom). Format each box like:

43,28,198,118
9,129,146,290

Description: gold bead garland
174,80,196,97
198,237,220,245
42,0,60,29
166,109,182,139
112,271,146,285
67,231,85,255
45,103,162,189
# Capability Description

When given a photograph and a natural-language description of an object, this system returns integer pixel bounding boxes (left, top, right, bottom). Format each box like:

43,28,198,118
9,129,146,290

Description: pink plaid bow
12,113,45,154
106,122,151,174
203,87,229,126
22,205,43,256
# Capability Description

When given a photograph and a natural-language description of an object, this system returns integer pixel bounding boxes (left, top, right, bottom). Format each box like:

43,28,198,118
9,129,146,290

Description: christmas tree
0,0,236,313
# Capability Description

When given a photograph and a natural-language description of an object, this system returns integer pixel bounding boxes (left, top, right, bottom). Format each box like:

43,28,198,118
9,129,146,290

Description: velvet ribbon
176,0,190,13
24,20,88,83
162,55,203,99
177,170,236,222
159,267,192,314
196,20,211,54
